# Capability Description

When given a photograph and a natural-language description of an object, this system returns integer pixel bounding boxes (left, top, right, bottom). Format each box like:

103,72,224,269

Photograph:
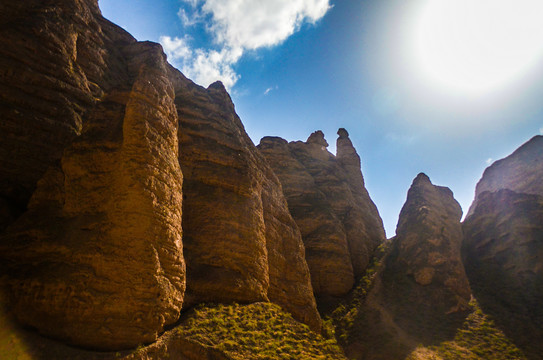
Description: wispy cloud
264,85,279,95
160,0,331,90
486,158,493,165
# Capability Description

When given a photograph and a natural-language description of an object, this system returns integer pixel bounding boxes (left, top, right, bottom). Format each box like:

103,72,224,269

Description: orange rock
176,81,321,331
258,129,385,298
0,1,185,350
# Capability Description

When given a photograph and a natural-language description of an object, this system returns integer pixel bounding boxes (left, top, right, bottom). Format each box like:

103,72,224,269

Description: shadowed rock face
463,136,543,358
175,81,321,332
0,0,186,350
378,174,471,342
258,129,385,298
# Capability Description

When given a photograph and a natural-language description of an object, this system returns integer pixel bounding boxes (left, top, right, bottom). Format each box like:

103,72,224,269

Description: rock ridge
258,130,385,298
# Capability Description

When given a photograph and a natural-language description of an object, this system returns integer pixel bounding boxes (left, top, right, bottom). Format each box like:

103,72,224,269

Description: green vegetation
330,242,388,345
426,299,526,360
177,302,346,359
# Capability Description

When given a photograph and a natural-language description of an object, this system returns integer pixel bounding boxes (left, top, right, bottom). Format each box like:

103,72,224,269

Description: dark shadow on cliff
463,189,543,360
329,243,471,360
464,262,543,360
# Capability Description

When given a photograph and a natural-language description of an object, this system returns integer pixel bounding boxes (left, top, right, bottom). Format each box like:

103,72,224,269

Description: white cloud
161,35,241,90
486,158,493,165
539,127,543,135
202,0,332,50
264,85,278,95
161,0,331,90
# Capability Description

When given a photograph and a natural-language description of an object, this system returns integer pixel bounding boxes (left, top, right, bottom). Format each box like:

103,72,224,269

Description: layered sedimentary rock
175,81,321,331
258,129,385,298
463,137,543,358
0,0,135,231
0,3,186,348
378,174,471,340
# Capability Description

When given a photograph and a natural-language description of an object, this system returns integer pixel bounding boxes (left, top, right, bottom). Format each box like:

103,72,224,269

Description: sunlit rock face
463,136,543,358
175,81,322,332
0,0,136,231
0,0,323,351
378,174,471,341
0,0,186,350
258,129,385,298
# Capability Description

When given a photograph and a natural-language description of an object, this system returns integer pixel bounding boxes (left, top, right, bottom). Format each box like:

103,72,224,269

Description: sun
411,0,543,96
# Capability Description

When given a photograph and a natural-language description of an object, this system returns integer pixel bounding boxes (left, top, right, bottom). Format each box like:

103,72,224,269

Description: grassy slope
176,302,346,360
329,244,528,360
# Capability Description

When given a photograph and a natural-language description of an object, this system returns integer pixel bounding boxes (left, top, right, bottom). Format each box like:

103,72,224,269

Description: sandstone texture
463,136,543,358
175,81,321,331
0,0,186,350
0,0,135,231
258,129,385,297
377,174,471,342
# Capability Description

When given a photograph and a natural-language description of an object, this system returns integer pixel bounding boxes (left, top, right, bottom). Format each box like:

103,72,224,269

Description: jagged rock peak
306,130,329,147
337,128,349,138
258,130,386,298
208,80,227,91
412,172,431,185
336,128,359,161
377,173,471,342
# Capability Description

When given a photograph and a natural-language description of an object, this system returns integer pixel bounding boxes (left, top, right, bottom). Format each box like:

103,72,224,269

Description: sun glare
411,0,543,96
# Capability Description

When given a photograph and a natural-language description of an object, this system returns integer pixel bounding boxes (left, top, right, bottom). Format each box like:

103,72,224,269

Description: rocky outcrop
463,137,543,358
467,135,543,216
0,2,186,348
0,0,135,231
374,174,470,345
175,81,321,331
0,0,324,352
258,129,385,298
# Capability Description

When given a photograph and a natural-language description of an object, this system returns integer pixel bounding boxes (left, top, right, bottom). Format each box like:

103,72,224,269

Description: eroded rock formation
258,129,385,298
0,0,321,351
0,0,186,349
175,81,321,331
346,174,472,359
463,136,543,358
467,135,543,216
381,174,471,328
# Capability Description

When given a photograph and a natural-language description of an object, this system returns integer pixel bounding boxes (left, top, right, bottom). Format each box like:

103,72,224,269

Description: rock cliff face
258,129,385,298
175,81,321,331
0,0,185,350
0,0,135,231
467,135,543,216
0,0,320,352
381,174,471,334
346,174,471,359
463,136,543,358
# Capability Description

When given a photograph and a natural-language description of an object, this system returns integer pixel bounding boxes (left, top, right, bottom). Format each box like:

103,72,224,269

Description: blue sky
99,0,543,237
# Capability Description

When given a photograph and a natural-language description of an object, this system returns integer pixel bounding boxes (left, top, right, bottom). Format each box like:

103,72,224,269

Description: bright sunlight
411,0,543,96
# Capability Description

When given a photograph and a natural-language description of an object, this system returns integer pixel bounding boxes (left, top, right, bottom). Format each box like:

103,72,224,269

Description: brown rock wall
175,82,321,331
0,2,185,350
467,135,543,216
258,129,385,298
378,174,471,342
463,145,543,358
0,0,134,229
